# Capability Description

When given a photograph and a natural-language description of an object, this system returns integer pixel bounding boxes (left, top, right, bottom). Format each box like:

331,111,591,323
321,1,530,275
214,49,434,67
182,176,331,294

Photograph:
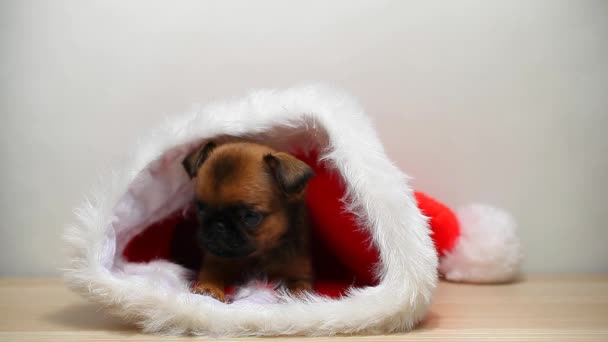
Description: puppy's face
182,142,313,258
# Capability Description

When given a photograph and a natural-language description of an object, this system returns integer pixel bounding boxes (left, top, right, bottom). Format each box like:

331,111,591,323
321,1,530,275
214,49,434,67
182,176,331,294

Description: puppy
182,141,314,302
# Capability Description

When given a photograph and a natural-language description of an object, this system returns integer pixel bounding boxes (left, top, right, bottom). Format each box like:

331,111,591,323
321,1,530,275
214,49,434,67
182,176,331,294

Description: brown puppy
182,141,314,302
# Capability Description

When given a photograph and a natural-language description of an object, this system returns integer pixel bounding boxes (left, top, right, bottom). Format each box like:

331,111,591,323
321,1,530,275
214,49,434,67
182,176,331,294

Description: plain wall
1,0,607,276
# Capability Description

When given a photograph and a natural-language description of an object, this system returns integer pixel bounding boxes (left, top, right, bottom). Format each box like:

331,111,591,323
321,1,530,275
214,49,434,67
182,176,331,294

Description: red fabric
414,192,460,256
122,213,183,263
123,154,462,298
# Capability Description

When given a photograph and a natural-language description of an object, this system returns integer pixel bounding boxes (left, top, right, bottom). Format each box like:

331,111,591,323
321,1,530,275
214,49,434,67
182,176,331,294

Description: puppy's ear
182,141,216,178
264,152,314,195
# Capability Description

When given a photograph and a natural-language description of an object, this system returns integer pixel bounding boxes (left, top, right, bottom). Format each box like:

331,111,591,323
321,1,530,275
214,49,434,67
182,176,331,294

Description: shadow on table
44,303,137,333
418,311,441,330
44,303,443,336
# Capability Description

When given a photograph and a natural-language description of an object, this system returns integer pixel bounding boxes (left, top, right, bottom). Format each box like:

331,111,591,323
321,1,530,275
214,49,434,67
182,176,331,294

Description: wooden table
0,275,606,341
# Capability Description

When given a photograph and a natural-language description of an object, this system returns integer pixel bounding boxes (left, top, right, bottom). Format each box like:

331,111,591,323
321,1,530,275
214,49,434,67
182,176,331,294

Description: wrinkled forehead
194,147,275,210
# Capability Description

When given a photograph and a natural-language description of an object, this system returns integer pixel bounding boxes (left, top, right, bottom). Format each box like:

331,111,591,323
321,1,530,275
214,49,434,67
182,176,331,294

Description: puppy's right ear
182,141,216,178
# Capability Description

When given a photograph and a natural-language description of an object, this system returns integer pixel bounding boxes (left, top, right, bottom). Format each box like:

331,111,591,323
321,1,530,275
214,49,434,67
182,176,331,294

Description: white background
1,0,607,276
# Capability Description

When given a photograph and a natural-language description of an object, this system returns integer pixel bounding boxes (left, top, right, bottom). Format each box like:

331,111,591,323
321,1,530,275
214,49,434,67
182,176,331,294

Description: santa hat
65,84,521,336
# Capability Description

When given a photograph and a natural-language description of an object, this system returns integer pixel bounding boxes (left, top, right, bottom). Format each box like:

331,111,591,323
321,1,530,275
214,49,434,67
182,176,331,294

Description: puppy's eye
241,210,263,227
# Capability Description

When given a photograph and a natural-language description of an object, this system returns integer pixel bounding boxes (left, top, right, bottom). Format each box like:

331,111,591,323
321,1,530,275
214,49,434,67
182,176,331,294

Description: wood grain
0,275,607,341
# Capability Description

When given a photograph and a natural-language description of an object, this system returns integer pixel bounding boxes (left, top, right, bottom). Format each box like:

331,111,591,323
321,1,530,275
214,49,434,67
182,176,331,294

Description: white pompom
439,204,522,283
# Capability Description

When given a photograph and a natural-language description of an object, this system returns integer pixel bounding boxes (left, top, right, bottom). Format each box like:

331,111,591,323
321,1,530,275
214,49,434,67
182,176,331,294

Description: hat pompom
439,204,522,283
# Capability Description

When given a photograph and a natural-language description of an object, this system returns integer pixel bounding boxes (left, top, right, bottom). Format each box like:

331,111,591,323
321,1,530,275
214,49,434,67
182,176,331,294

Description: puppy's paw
193,283,226,302
286,279,313,297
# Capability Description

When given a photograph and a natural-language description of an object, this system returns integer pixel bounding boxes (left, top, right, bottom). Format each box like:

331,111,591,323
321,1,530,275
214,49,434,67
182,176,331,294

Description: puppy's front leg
193,254,238,302
269,255,313,296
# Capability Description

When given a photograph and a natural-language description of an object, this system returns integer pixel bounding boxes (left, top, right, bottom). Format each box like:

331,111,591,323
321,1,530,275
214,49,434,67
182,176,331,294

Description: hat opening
112,123,380,299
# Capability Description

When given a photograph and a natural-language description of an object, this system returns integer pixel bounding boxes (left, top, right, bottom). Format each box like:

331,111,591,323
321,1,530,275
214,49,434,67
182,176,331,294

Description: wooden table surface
0,275,607,341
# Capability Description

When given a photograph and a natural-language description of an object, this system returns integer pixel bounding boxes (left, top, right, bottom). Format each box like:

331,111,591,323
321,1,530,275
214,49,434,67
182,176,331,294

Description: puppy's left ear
182,141,216,178
264,152,314,195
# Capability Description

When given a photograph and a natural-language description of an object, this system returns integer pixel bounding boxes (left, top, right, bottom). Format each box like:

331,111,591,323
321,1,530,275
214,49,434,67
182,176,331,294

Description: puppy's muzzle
197,221,254,258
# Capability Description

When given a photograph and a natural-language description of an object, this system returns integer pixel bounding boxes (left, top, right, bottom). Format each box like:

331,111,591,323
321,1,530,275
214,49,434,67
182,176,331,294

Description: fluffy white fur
64,84,439,336
439,204,522,283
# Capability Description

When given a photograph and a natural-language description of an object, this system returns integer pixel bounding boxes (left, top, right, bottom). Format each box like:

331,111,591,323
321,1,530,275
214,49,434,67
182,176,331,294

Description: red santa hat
65,84,522,336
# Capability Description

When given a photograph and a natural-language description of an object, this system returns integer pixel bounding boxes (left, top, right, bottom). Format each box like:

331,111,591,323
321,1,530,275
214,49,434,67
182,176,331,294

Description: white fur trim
63,84,438,336
229,281,280,305
439,204,522,283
